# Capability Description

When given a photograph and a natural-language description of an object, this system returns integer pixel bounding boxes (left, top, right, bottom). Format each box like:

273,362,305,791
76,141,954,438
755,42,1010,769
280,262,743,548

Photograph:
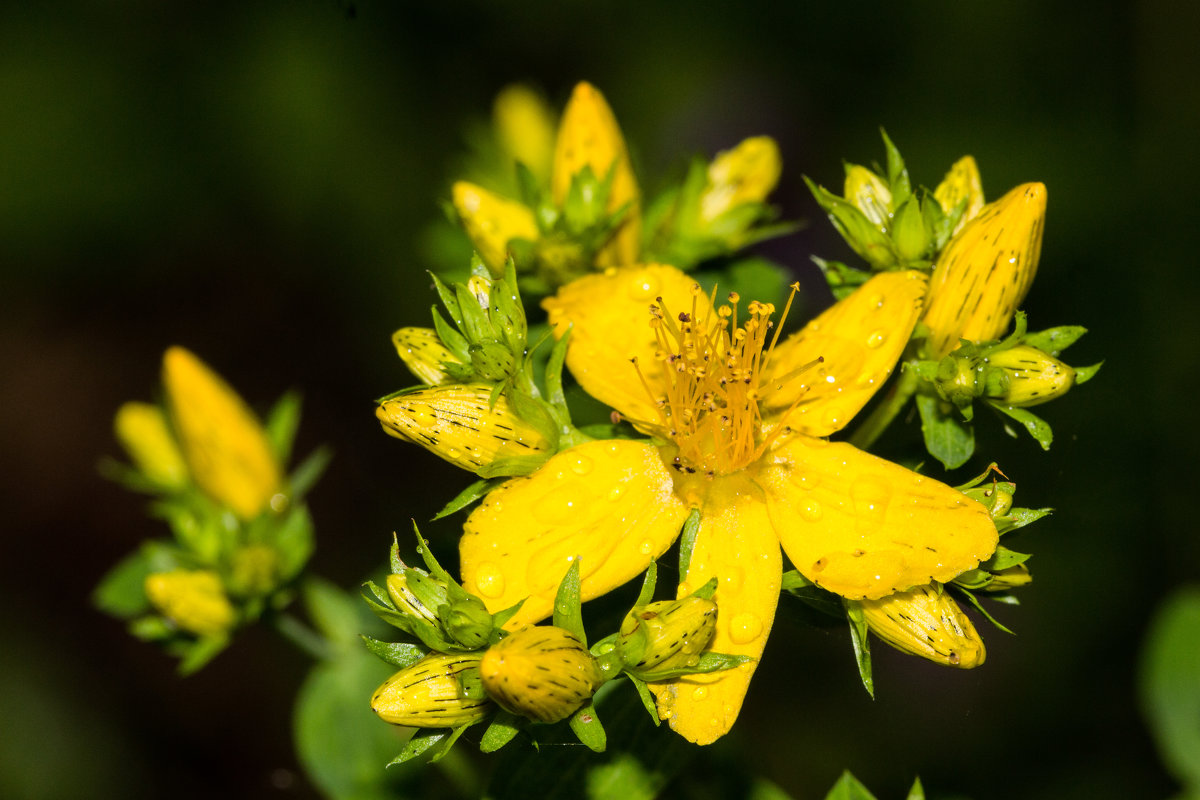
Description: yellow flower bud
452,181,539,276
985,345,1075,407
616,596,717,679
386,573,440,625
551,82,640,266
145,569,236,638
113,402,188,488
228,544,280,597
933,155,985,234
858,584,985,668
371,653,492,728
376,384,552,473
391,327,463,386
987,563,1032,591
161,347,282,520
699,136,782,223
493,84,556,185
921,183,1046,358
480,625,602,723
843,164,892,230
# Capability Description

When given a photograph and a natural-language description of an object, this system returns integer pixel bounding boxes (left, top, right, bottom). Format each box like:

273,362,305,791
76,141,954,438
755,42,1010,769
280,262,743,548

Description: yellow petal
376,384,551,473
114,401,189,488
162,347,281,520
760,270,927,436
451,181,539,276
700,136,782,222
391,327,463,385
858,583,986,668
551,82,640,265
759,436,997,600
933,155,985,234
493,84,556,185
542,264,703,422
649,473,781,745
922,182,1046,358
460,440,689,627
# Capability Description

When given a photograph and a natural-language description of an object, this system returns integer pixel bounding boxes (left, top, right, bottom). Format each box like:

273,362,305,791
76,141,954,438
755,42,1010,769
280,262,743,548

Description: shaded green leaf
917,392,975,469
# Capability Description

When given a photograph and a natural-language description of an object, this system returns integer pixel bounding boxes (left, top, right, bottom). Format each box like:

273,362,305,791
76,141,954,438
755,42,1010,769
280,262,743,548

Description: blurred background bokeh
3,0,1197,797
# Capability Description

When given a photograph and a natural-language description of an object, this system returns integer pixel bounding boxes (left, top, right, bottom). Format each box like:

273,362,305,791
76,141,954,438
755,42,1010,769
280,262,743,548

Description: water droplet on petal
569,454,594,475
475,562,505,598
850,476,892,520
866,329,887,349
728,612,763,644
627,272,661,300
638,540,654,555
692,687,708,701
800,499,822,521
532,482,592,525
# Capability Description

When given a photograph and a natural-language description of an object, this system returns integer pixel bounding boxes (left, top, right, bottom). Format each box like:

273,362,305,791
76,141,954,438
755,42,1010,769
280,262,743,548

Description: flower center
633,282,801,476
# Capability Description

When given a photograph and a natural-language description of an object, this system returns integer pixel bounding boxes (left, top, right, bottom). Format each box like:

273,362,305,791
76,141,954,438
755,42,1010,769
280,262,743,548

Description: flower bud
371,653,492,728
468,341,517,381
933,155,985,234
376,385,552,473
921,183,1046,358
699,136,782,223
441,595,494,650
114,402,188,488
493,84,556,184
480,626,602,723
984,345,1075,407
615,596,717,679
986,563,1032,591
857,584,985,668
843,164,892,230
144,569,236,638
386,573,440,625
228,544,280,597
161,347,282,520
452,181,539,276
392,327,464,386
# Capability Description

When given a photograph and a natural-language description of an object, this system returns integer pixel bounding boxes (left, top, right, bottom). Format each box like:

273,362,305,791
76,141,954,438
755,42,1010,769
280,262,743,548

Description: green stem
270,611,335,661
847,367,919,450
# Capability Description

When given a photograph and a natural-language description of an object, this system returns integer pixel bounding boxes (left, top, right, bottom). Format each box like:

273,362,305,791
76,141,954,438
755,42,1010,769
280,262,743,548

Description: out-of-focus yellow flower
376,384,552,473
228,544,281,597
933,155,985,234
551,82,640,266
921,183,1047,358
699,136,782,223
857,583,986,668
451,182,539,276
391,327,464,386
459,264,998,744
493,84,556,186
371,653,492,728
114,401,188,488
162,347,282,520
145,569,236,638
480,625,602,723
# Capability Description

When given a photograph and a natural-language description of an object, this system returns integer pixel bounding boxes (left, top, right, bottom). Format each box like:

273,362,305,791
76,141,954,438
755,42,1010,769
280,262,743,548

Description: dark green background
3,1,1195,797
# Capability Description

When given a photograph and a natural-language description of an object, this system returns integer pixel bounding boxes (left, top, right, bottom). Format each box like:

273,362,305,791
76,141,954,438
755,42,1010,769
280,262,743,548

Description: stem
847,367,919,450
270,612,335,661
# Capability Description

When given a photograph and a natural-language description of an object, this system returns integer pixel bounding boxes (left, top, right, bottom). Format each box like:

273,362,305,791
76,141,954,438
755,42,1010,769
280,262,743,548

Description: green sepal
678,508,702,578
93,547,154,618
429,273,464,330
430,306,471,365
552,558,586,645
880,128,911,208
1019,324,1088,357
433,477,502,520
983,545,1032,571
387,726,466,767
178,635,231,676
360,636,427,670
950,569,993,590
843,600,875,699
568,700,607,753
824,770,878,800
804,177,898,269
478,453,553,479
916,391,975,469
1074,361,1104,384
630,651,754,683
989,402,1053,450
287,445,331,502
480,711,525,753
922,189,959,253
906,776,926,800
997,507,1053,535
388,534,404,575
626,674,661,725
455,282,494,344
689,576,719,601
781,570,843,619
634,561,658,607
544,324,571,410
812,257,870,299
953,586,1015,635
264,390,302,466
891,196,928,262
490,599,526,634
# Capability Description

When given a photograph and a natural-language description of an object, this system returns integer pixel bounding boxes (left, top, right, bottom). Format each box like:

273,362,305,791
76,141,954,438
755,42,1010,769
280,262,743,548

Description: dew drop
850,476,892,520
569,454,594,475
627,273,661,300
608,485,624,501
691,687,708,701
475,562,505,598
868,293,885,308
722,565,745,591
638,540,654,555
406,407,439,429
728,612,763,644
799,499,822,521
532,483,591,525
866,329,887,349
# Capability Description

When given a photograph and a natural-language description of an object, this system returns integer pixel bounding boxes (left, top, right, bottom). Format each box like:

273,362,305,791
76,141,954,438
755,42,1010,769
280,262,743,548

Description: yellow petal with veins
391,327,463,386
922,182,1045,358
759,436,997,600
760,270,926,437
162,347,281,520
551,82,640,266
649,472,781,745
933,155,985,234
543,264,703,422
452,181,539,276
460,440,689,628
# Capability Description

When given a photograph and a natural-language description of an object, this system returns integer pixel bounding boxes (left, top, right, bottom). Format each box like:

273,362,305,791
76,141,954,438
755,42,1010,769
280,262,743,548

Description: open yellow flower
459,264,998,744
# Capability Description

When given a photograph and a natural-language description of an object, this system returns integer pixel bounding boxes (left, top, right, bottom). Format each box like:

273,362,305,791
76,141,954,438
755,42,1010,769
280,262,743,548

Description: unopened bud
386,573,440,625
700,136,782,222
480,625,602,723
114,402,188,488
468,341,516,381
493,84,556,184
933,155,985,234
616,596,717,679
371,653,492,728
987,564,1033,591
843,164,892,229
145,569,236,638
376,385,552,473
441,595,494,650
452,182,539,276
985,345,1075,407
857,584,985,668
392,327,465,386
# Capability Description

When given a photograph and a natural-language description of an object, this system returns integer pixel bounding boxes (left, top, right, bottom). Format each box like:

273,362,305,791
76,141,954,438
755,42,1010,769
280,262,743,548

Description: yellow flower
145,569,236,638
162,347,282,520
551,81,640,266
459,264,998,744
114,401,189,488
921,183,1047,358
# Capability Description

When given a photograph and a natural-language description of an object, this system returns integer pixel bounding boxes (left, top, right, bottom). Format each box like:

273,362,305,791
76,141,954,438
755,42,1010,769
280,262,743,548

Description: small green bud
441,595,494,650
480,625,602,723
985,345,1075,407
986,563,1032,591
615,596,718,680
371,653,492,728
386,573,440,625
892,197,929,262
468,341,517,381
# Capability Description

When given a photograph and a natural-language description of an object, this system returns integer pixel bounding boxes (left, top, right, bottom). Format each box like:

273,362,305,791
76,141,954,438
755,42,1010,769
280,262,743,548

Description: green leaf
1140,586,1200,791
271,504,316,582
569,700,607,752
990,402,1053,450
433,477,500,520
1074,361,1104,384
678,509,701,578
553,559,586,644
627,675,660,725
264,390,302,466
880,128,911,207
288,445,331,501
177,635,230,676
984,545,1032,571
916,392,975,469
906,776,926,800
360,636,426,670
953,586,1015,635
480,711,524,753
93,548,153,618
824,770,878,800
843,601,875,698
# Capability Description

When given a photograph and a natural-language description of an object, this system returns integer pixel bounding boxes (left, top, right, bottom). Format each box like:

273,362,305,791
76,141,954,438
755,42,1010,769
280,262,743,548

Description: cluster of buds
95,347,327,672
363,536,744,764
450,82,791,293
